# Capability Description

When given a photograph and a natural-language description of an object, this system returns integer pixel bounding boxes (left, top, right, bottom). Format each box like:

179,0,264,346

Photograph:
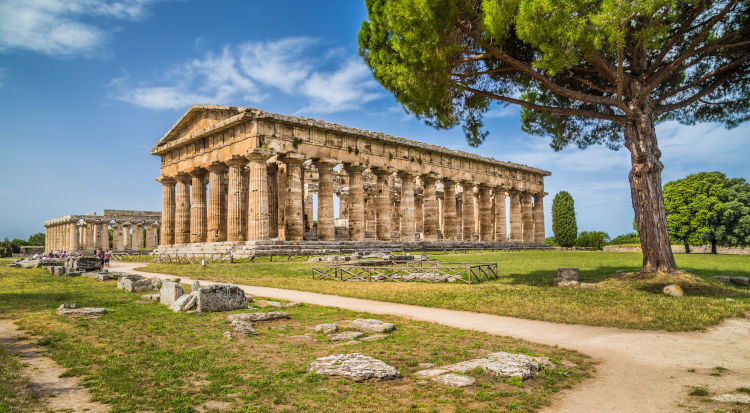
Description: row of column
45,221,160,252
158,150,545,245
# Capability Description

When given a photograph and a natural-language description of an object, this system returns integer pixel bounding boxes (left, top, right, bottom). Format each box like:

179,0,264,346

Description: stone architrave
372,168,392,241
226,156,247,242
398,172,416,241
422,174,439,241
314,158,337,241
533,193,546,243
521,192,534,243
494,187,507,242
247,148,274,240
157,176,175,245
174,173,191,244
461,182,475,241
190,168,208,243
508,190,522,242
344,163,366,241
478,185,492,241
442,179,457,240
282,153,305,241
206,162,228,242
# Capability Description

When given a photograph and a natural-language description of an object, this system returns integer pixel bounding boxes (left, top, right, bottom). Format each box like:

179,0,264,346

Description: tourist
103,250,111,268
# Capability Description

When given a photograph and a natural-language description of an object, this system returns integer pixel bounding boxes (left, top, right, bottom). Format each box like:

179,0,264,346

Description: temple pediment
151,105,247,154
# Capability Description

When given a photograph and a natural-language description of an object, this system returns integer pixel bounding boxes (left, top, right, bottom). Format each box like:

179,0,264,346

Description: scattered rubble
308,353,400,382
360,334,388,342
414,352,552,384
435,373,475,388
314,323,338,334
83,271,120,281
228,312,290,322
329,331,364,341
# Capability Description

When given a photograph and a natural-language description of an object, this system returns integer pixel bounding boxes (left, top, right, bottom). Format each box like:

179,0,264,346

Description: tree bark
625,112,678,273
684,243,690,254
711,240,717,254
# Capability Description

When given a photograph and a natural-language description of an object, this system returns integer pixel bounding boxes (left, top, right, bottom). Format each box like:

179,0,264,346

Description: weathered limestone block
141,294,160,302
434,373,476,388
197,284,248,312
56,303,106,318
170,291,199,312
231,320,258,335
84,271,119,281
419,352,549,381
308,353,400,382
159,281,184,306
227,311,290,323
711,394,750,404
350,319,395,333
554,268,580,286
314,323,338,334
18,259,41,269
329,331,364,341
117,274,154,293
360,334,388,342
51,266,65,276
64,257,103,272
191,280,200,292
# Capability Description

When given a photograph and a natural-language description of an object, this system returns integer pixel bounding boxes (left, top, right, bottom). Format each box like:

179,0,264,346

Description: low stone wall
603,245,750,255
154,240,551,258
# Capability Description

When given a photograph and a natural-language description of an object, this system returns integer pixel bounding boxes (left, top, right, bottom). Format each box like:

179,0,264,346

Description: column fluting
282,153,305,241
399,172,416,241
509,190,522,242
207,162,227,242
174,173,191,244
226,156,247,242
373,168,392,241
478,184,492,241
247,149,274,240
494,187,507,242
442,179,457,240
422,175,439,241
344,163,366,241
189,168,208,243
461,182,475,241
534,192,546,243
314,159,336,241
521,191,534,243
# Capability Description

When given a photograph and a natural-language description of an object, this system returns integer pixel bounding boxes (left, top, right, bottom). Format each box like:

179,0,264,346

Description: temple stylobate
152,105,550,255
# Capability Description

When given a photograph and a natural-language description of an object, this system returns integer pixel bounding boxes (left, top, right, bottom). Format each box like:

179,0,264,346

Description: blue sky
0,0,748,241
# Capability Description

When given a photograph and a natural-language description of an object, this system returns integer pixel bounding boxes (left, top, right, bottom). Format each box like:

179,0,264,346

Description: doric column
145,223,157,250
314,158,336,241
534,192,546,243
509,190,522,242
282,153,305,241
174,173,191,244
190,168,208,243
69,222,79,251
339,195,348,219
398,172,416,241
157,176,175,245
132,222,143,250
304,170,314,234
99,223,109,249
111,224,121,250
344,163,366,241
494,187,507,242
422,174,439,241
84,222,95,251
276,162,287,239
247,148,274,240
522,192,535,243
478,184,493,241
207,162,228,242
267,163,279,238
415,193,424,235
442,179,457,240
122,222,132,250
461,182,475,241
226,156,247,242
372,168,392,241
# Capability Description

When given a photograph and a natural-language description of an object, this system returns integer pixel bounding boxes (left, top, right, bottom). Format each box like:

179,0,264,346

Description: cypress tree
552,191,577,247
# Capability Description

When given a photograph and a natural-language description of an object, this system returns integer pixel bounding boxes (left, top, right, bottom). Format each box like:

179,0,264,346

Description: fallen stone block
308,353,400,382
159,281,184,306
51,266,65,276
314,323,338,334
557,280,580,287
360,334,388,342
414,369,449,378
711,393,750,404
18,259,40,269
170,291,199,312
56,303,106,318
141,294,160,302
554,268,580,286
191,280,200,292
231,320,258,335
663,284,684,297
435,352,548,380
434,373,475,388
713,276,750,286
197,284,248,312
350,319,395,333
329,331,364,341
227,311,290,323
65,271,83,277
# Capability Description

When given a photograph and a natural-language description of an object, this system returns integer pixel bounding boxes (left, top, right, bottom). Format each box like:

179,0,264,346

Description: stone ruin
308,353,400,382
44,257,104,277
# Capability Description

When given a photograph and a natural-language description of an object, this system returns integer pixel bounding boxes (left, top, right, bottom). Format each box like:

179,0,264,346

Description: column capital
174,172,191,183
459,180,475,190
312,157,338,168
371,167,393,177
280,152,305,164
156,176,176,185
247,147,275,161
421,173,438,183
441,176,456,185
343,162,366,173
398,171,417,180
121,221,132,227
189,167,208,177
206,161,228,173
226,155,248,167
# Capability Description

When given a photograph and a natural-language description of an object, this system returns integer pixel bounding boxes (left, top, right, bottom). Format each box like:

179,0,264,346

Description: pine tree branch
654,72,734,115
656,55,750,103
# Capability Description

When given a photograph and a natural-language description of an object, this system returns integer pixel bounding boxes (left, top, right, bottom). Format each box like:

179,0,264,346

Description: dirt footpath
0,318,109,413
116,262,750,412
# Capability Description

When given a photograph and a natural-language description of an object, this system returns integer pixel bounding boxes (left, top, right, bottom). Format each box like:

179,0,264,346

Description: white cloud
0,0,161,56
112,37,385,113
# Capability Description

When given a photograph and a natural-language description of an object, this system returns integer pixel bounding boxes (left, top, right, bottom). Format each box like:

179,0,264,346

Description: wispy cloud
111,37,384,114
0,0,163,57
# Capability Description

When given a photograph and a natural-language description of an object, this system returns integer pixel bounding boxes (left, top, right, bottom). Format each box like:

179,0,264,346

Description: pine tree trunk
684,243,690,254
711,240,717,254
624,114,677,273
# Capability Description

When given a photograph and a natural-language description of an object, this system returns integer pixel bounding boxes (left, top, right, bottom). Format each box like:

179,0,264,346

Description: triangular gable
151,105,247,154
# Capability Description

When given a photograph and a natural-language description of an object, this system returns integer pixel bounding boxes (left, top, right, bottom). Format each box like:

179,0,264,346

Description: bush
552,191,577,247
575,231,610,250
544,236,558,246
0,238,21,258
609,232,640,245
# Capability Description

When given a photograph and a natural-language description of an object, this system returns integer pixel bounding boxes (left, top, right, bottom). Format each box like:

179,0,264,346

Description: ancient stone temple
44,210,161,252
152,105,549,255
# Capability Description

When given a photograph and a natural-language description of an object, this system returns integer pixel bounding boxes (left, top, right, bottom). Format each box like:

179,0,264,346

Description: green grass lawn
136,250,750,331
0,264,591,412
0,346,37,413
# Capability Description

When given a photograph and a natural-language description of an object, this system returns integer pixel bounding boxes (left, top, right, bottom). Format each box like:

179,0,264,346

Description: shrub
575,231,610,250
609,232,640,245
552,191,577,247
544,236,558,246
